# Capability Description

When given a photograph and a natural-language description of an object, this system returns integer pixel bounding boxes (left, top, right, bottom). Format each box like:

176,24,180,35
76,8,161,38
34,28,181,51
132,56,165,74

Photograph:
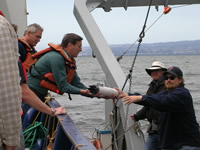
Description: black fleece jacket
138,86,200,149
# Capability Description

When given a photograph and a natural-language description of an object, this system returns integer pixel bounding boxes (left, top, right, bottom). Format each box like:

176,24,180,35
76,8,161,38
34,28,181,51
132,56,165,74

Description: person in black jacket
132,61,167,150
119,66,200,150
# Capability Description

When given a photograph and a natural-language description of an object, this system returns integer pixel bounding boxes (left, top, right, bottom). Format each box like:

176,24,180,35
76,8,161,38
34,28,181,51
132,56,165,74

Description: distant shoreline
81,40,200,56
78,53,200,57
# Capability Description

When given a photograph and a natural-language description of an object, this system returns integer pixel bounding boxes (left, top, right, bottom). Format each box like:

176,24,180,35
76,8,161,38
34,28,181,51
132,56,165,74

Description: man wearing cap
131,61,167,150
119,66,200,150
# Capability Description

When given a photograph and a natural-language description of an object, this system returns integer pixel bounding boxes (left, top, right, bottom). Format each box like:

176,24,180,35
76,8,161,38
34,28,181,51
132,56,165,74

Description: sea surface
54,55,200,140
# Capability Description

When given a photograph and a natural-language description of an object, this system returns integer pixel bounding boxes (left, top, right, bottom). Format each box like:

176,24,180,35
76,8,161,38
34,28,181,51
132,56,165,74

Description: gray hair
24,23,43,35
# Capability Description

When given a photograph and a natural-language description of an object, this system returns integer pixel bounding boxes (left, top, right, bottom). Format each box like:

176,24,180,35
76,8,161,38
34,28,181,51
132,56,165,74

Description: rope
122,0,153,132
117,5,181,61
24,121,47,149
171,4,193,9
46,115,59,149
46,113,52,148
105,121,144,150
46,124,59,150
110,112,119,150
32,98,51,125
117,3,199,62
110,0,153,148
132,120,145,139
24,95,53,149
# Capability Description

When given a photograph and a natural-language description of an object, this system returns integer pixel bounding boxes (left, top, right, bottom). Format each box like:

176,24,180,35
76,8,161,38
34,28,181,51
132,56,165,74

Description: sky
26,0,200,50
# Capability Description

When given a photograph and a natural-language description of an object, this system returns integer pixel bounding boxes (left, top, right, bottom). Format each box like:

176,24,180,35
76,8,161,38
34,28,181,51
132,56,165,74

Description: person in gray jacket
131,61,167,150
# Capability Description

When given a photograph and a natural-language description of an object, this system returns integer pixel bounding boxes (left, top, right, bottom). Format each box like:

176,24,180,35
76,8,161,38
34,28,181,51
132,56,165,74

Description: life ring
92,138,101,150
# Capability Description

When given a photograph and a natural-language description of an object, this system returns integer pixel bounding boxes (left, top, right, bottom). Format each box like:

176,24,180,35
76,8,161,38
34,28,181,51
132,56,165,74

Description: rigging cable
127,0,153,93
123,0,153,137
109,0,153,147
116,13,163,62
117,3,194,62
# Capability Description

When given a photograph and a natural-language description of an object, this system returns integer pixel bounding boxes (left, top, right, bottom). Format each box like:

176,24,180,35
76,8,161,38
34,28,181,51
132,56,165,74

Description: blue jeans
144,134,160,150
177,146,200,150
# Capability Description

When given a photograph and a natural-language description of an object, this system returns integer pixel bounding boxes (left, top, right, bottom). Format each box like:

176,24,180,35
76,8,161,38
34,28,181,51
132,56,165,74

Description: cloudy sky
27,0,200,50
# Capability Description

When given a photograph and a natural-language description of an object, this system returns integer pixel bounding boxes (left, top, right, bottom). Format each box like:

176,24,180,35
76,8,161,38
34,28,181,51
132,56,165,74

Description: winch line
117,12,163,62
116,3,194,62
122,0,153,139
121,0,152,94
109,0,152,146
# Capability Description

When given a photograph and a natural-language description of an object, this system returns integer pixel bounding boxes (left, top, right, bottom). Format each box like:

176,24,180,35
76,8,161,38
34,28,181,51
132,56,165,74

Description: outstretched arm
115,88,128,99
21,83,66,116
122,95,142,105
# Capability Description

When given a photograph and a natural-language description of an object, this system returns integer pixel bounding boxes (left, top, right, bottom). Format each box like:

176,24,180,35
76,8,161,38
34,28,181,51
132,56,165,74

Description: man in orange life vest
18,23,43,71
22,33,92,116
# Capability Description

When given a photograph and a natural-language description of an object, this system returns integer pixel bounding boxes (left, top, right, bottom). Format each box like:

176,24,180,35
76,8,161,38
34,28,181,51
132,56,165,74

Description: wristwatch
51,108,56,116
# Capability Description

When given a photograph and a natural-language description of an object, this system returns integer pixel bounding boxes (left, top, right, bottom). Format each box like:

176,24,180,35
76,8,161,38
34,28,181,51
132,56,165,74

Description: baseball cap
164,66,183,77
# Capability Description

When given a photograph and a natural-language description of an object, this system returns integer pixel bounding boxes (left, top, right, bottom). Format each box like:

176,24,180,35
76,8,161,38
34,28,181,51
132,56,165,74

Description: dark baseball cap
164,66,183,77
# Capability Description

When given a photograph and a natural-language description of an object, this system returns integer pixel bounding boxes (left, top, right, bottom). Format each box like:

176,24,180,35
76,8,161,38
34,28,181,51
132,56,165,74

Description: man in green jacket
28,33,90,98
22,33,92,122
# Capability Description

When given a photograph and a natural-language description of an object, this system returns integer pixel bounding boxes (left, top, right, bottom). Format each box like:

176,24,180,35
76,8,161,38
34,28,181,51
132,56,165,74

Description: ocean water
54,55,200,139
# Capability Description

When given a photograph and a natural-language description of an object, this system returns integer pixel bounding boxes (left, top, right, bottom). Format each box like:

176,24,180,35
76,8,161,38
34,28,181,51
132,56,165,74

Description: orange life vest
30,43,76,95
18,38,37,71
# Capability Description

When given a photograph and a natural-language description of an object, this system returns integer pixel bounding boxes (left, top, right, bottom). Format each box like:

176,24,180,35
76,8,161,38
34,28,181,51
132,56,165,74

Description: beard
165,81,175,90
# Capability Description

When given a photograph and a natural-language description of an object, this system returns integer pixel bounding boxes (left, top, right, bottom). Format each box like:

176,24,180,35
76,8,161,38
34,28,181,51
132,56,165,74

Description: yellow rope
52,117,56,135
44,114,49,127
32,98,51,126
47,121,60,149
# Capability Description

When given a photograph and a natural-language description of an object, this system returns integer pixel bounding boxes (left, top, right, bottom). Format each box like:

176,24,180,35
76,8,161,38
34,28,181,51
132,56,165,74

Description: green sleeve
49,53,84,94
71,72,88,89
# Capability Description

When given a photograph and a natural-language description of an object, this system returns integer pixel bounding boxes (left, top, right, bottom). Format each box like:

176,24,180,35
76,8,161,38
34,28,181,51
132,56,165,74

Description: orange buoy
163,6,171,14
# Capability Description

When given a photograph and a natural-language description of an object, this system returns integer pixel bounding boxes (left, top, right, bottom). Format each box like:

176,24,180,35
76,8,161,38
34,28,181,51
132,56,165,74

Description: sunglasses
165,76,176,80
